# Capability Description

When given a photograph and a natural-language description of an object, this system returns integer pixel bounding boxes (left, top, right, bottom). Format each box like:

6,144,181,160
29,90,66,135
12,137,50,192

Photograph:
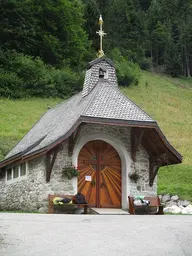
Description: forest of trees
0,0,192,98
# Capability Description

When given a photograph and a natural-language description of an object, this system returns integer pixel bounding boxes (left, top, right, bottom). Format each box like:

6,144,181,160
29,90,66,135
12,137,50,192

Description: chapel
0,16,182,212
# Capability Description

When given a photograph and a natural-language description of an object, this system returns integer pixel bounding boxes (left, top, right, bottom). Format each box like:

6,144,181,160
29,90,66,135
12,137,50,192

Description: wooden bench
128,196,164,215
48,194,89,214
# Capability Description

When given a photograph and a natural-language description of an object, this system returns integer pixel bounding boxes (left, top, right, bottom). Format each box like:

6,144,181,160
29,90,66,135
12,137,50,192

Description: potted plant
62,165,79,179
128,171,140,183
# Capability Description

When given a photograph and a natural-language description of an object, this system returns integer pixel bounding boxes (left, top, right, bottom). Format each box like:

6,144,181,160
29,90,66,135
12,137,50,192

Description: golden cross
96,15,106,58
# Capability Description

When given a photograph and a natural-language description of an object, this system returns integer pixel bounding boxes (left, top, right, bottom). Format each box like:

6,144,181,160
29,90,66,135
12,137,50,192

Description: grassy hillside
0,98,62,160
0,71,191,200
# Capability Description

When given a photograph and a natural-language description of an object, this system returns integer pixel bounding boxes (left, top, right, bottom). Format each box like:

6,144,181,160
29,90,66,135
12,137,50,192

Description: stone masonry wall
0,141,74,213
0,124,157,212
130,145,157,196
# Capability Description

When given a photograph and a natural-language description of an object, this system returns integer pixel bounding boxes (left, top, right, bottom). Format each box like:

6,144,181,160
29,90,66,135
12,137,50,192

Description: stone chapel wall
0,124,157,212
0,141,74,212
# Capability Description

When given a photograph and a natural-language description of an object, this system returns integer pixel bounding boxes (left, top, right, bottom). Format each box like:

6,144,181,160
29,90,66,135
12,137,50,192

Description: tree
105,0,147,61
0,0,90,68
84,0,100,52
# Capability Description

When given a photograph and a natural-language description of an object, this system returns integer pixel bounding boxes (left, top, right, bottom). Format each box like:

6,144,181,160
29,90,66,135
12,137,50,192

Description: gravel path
0,213,192,256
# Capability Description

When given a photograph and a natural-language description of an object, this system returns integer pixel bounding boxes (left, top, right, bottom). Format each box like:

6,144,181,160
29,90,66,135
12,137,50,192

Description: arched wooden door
78,140,121,208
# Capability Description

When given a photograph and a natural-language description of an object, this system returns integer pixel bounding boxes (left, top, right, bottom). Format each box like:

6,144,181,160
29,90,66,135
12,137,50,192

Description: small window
99,68,105,78
20,163,26,176
6,162,27,183
7,169,12,181
99,66,108,79
13,166,19,178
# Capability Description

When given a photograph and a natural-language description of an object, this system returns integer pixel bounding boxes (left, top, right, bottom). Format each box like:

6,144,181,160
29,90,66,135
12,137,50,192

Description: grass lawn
0,71,191,200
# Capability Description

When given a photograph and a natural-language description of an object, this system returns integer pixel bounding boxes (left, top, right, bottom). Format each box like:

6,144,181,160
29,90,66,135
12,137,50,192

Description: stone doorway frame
72,133,132,210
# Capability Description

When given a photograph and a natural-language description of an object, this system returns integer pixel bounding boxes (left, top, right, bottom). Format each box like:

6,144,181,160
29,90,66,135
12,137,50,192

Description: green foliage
82,0,192,77
138,57,153,71
0,50,83,98
0,70,25,99
0,0,91,99
50,68,80,97
146,0,192,76
116,61,140,86
0,0,90,68
62,166,79,179
128,172,140,183
109,48,140,86
0,0,191,92
84,0,100,51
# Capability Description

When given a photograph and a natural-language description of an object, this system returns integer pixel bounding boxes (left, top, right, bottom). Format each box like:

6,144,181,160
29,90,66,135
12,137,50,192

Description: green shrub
51,68,81,98
62,166,79,179
0,70,25,98
10,53,55,97
0,50,83,99
138,57,153,71
116,61,140,86
109,48,140,87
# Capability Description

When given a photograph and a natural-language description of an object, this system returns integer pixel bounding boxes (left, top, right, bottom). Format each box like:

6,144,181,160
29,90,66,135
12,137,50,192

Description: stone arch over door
72,133,131,210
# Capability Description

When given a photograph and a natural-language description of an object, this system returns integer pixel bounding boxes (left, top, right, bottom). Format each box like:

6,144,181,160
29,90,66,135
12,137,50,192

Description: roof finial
96,15,106,58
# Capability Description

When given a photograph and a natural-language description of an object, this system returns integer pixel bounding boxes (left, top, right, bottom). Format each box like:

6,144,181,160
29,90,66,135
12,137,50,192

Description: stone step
90,208,129,215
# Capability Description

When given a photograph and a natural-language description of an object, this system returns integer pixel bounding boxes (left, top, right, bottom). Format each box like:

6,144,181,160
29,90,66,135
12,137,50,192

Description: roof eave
0,116,182,169
79,116,182,163
154,126,182,163
0,119,82,170
80,115,157,128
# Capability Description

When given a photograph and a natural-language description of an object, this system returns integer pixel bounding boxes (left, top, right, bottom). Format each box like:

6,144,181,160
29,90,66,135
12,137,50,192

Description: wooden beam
0,167,5,178
46,148,58,182
144,132,160,156
131,128,144,162
149,153,167,186
68,134,74,157
68,124,85,157
149,162,160,187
